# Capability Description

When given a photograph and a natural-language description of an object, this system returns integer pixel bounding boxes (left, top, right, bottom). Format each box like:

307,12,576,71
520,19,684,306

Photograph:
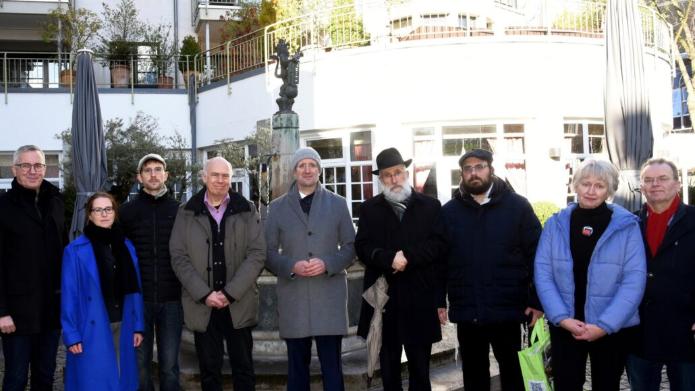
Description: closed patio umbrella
604,0,653,211
362,275,389,385
69,49,108,240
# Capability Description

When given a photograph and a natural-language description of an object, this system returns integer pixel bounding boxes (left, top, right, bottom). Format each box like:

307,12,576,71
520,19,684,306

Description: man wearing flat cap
439,149,542,390
119,153,182,391
265,147,356,391
355,147,448,390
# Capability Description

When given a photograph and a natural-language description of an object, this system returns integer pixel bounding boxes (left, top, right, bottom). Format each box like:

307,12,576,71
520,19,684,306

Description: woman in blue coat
534,159,646,391
61,192,144,391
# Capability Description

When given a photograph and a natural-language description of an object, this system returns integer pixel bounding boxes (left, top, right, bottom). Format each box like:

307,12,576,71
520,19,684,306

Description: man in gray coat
169,157,265,391
265,147,356,391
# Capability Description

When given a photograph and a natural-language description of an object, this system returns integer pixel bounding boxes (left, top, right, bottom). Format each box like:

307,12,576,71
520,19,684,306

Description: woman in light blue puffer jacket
534,159,646,391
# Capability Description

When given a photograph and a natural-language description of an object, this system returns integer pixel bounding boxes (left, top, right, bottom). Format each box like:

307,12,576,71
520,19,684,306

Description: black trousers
285,335,344,391
380,336,432,391
456,322,524,391
193,309,255,391
549,324,628,391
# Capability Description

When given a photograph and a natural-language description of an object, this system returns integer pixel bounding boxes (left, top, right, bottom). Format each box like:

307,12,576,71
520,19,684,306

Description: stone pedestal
270,112,299,198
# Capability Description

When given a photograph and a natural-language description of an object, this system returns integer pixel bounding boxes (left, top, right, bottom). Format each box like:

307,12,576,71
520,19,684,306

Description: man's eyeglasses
461,163,489,174
380,170,406,181
91,207,115,215
141,167,164,175
641,176,673,186
14,163,46,173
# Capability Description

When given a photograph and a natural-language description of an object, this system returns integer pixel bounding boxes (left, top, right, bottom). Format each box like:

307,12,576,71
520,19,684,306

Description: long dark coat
355,191,447,345
0,179,65,334
632,202,695,361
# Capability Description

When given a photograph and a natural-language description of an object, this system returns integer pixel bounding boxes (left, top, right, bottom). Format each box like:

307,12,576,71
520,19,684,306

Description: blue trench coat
61,235,145,391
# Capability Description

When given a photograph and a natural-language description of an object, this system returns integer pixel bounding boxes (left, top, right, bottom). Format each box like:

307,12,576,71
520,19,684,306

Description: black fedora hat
372,147,412,175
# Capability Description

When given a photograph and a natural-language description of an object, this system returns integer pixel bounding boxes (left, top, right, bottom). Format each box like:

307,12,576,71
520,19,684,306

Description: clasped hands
205,290,231,309
391,250,408,273
560,318,607,342
292,258,326,277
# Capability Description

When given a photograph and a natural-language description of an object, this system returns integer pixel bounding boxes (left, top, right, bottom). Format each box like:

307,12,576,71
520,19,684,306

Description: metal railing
3,0,673,99
0,51,199,90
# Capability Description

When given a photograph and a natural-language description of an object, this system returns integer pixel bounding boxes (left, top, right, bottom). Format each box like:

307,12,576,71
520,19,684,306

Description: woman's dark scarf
83,222,141,310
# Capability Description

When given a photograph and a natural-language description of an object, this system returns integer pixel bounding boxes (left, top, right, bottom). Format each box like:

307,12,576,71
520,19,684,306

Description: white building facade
0,0,678,218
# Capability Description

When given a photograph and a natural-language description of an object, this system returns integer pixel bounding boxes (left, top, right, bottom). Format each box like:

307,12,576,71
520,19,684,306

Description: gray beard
383,184,412,203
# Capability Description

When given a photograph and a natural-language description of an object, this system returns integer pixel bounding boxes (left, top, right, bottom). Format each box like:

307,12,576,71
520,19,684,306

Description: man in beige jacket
170,157,265,391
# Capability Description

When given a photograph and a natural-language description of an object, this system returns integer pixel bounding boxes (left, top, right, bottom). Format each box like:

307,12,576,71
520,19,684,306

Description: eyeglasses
461,163,489,174
642,176,673,186
91,207,114,215
14,163,46,173
141,167,164,175
380,170,406,181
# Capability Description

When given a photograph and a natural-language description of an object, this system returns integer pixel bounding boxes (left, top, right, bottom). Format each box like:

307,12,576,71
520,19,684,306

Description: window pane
352,202,361,219
588,124,604,135
352,184,362,200
324,168,335,184
414,127,434,136
450,169,461,185
307,138,343,159
503,124,524,133
442,139,464,156
362,165,373,181
336,167,345,182
350,131,372,161
336,184,346,197
351,166,360,182
589,137,603,153
443,125,495,135
363,183,373,198
564,123,583,135
503,137,525,154
571,135,583,154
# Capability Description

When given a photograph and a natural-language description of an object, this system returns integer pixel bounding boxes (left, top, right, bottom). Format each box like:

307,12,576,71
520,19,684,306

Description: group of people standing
0,143,693,391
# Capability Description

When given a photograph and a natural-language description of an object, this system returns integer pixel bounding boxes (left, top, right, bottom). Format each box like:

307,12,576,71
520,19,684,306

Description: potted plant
144,24,176,88
98,0,145,88
179,35,201,87
42,5,101,87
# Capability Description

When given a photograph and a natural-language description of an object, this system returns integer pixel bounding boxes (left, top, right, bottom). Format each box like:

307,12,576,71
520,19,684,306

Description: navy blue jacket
631,202,695,361
441,178,541,324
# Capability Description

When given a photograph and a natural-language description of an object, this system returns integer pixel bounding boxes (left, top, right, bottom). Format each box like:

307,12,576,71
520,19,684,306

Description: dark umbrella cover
70,49,108,240
604,0,653,211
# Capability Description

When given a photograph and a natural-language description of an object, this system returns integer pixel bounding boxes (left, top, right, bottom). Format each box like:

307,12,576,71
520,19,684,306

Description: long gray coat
265,183,356,339
170,189,266,332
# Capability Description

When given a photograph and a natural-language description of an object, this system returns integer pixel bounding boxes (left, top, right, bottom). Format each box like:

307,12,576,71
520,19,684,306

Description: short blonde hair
572,158,620,197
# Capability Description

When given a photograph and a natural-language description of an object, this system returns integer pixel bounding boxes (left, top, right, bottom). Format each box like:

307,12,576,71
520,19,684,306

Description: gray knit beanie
291,147,321,171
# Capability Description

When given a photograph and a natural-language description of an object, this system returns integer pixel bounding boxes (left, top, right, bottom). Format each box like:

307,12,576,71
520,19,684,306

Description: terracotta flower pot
110,64,130,88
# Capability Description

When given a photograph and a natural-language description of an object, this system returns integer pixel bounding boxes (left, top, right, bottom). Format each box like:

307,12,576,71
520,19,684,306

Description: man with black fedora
438,149,542,390
355,147,447,390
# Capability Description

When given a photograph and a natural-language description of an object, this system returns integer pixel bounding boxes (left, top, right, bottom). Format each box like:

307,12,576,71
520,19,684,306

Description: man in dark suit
355,148,447,391
0,145,65,391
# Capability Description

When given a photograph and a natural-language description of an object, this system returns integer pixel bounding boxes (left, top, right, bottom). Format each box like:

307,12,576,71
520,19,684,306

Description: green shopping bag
518,316,553,391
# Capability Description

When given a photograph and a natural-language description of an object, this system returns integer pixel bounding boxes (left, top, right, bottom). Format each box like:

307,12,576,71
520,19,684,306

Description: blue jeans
137,301,183,391
1,330,60,391
626,354,695,391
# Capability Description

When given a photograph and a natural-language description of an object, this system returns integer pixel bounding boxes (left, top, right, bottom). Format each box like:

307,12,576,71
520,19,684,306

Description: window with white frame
420,13,449,26
0,153,62,189
563,120,607,203
391,16,413,31
305,129,374,223
412,127,438,198
673,60,692,132
442,124,496,157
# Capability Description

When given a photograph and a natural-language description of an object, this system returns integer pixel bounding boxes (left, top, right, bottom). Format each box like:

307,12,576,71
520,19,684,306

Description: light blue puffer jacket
534,203,646,334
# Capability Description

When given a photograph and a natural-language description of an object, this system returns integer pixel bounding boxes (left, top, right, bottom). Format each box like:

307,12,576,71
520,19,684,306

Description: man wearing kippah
265,147,356,391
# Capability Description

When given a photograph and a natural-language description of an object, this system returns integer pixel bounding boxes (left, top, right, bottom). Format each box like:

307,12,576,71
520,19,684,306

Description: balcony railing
3,0,673,99
1,51,201,91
